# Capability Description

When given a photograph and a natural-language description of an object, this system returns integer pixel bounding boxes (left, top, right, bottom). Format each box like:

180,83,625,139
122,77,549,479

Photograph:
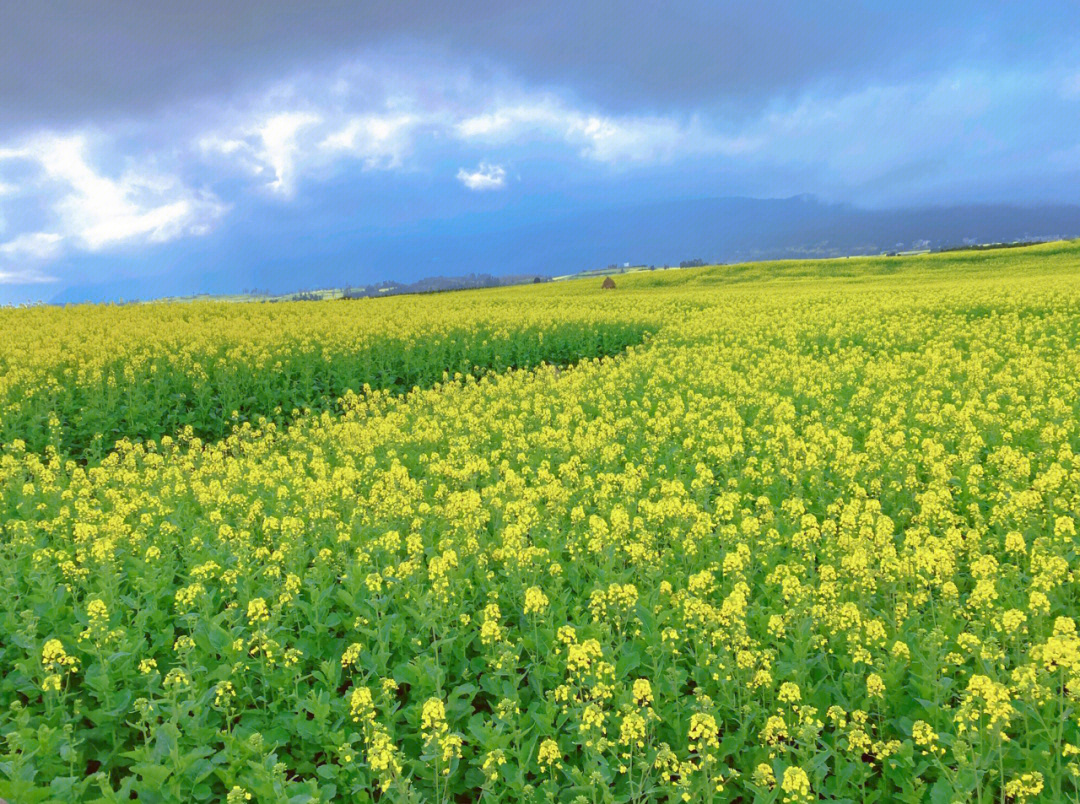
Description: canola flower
780,766,813,803
524,585,549,615
2,241,1080,801
537,738,562,771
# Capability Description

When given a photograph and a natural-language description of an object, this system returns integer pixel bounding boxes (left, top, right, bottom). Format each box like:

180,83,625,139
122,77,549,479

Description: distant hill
50,196,1080,304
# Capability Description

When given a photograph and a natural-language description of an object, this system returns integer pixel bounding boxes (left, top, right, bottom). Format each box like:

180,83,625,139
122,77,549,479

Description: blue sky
1,2,1078,302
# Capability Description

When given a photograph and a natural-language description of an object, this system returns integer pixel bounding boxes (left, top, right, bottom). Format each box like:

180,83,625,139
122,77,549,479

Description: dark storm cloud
3,0,1074,132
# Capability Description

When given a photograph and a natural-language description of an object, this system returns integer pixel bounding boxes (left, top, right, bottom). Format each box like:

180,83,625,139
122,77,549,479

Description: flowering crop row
0,297,655,460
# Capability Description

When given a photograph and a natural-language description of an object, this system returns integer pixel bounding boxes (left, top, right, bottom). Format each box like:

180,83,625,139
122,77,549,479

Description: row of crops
0,297,656,460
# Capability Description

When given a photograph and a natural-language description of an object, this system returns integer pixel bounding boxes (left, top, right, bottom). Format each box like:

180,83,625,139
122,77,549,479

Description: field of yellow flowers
3,241,1080,802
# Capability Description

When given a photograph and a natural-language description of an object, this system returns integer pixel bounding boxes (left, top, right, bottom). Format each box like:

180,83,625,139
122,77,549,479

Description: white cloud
0,231,63,259
320,113,422,169
0,267,57,284
202,107,429,196
204,137,248,155
455,99,756,163
0,133,227,264
574,114,755,162
0,233,62,284
193,71,762,198
201,111,322,195
257,112,322,194
456,162,506,190
455,101,567,138
35,135,226,249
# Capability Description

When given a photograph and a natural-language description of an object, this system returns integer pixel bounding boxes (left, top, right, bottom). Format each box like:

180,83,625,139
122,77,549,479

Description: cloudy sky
1,2,1078,301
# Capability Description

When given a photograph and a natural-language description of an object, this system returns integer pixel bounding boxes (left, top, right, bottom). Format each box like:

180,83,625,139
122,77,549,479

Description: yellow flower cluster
537,738,562,770
780,766,813,803
688,713,720,752
523,585,549,615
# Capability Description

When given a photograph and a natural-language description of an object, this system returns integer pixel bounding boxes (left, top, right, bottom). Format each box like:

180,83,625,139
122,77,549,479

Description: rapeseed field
3,241,1080,802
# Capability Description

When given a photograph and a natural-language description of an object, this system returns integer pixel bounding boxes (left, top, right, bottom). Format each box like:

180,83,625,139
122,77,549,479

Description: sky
1,1,1079,302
